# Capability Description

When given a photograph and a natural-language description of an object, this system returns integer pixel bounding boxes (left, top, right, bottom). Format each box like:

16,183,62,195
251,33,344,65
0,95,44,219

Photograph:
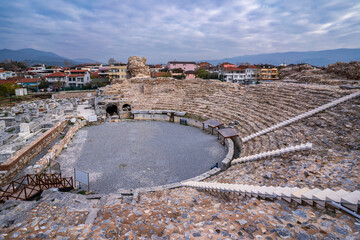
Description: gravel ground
57,121,226,193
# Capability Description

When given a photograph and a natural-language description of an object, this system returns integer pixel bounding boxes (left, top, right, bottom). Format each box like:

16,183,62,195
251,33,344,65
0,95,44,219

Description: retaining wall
53,91,96,99
33,120,86,174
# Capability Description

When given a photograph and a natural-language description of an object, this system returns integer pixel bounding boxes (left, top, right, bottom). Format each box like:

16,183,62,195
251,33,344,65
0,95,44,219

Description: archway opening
122,104,132,111
106,104,118,116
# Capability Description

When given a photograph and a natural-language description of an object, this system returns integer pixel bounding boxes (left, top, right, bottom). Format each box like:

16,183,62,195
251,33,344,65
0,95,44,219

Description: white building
45,70,91,88
45,72,67,87
222,65,258,83
222,67,246,83
67,70,91,87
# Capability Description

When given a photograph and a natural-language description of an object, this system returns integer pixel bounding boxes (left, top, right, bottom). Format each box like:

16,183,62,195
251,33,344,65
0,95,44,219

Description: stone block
341,191,360,212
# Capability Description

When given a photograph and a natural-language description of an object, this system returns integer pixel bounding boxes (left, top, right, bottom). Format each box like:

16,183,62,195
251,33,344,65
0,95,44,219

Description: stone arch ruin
106,104,118,116
122,104,131,111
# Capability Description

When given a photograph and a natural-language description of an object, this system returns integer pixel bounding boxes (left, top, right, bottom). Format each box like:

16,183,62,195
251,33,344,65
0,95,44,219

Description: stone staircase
232,143,312,165
182,181,360,213
242,90,360,143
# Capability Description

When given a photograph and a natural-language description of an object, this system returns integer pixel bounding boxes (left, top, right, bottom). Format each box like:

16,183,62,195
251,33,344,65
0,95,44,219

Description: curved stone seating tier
242,91,360,143
182,181,360,212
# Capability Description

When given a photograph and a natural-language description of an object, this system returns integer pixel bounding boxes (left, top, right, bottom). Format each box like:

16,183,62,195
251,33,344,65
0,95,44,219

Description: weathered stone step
182,181,360,213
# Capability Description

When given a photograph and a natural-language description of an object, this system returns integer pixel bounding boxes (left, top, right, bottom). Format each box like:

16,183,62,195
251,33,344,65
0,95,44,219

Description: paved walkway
57,121,226,193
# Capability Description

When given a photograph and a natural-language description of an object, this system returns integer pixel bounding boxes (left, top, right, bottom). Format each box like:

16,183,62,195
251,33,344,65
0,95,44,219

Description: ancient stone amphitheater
0,77,359,239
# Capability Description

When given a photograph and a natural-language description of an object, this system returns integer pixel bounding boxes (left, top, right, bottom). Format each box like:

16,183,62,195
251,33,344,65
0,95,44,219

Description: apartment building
167,61,197,71
108,64,127,80
260,68,278,80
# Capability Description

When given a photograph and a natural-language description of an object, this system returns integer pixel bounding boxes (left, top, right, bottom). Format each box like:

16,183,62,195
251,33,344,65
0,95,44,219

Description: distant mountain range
0,48,359,67
203,48,360,66
0,48,100,66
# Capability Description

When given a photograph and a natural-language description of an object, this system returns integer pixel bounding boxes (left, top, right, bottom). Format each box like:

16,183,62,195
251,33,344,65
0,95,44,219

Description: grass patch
119,163,127,169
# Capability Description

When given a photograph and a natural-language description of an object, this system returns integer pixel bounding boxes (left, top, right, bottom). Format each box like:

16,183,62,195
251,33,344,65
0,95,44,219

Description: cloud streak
0,0,359,63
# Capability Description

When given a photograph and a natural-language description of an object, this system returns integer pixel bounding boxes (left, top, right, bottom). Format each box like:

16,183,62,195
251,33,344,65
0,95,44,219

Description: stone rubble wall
279,62,360,84
0,120,67,186
326,61,360,80
33,119,86,174
53,91,96,99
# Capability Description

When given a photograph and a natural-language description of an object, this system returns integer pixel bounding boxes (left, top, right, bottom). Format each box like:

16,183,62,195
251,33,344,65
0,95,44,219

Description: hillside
0,48,98,66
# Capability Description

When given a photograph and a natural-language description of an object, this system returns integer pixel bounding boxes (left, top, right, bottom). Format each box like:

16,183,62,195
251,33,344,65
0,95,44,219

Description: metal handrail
0,174,73,201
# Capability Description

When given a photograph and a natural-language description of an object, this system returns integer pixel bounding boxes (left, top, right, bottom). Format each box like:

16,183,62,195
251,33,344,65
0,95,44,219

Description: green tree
0,83,19,97
53,80,64,90
38,80,50,89
195,67,210,79
173,74,185,79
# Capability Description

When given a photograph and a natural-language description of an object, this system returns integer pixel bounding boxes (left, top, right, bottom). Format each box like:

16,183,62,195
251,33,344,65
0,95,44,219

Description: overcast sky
0,0,359,63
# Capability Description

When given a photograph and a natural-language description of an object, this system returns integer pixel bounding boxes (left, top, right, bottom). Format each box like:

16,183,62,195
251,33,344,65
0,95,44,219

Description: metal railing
0,174,73,201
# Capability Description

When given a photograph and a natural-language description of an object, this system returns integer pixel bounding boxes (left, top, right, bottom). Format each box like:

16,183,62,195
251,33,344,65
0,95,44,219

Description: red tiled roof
46,72,67,77
68,74,85,77
224,66,246,71
0,69,4,73
0,79,17,85
70,70,87,73
18,78,41,83
238,65,258,69
153,72,171,77
247,65,258,69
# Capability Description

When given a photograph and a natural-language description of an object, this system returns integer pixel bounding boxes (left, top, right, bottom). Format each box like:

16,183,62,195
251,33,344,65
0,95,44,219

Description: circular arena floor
57,121,227,193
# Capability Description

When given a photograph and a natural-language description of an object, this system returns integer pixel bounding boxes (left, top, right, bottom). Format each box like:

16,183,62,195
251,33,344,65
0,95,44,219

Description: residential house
76,63,103,72
222,66,246,83
27,66,62,77
67,70,91,87
0,69,17,79
45,72,67,88
219,62,235,68
169,68,185,78
17,78,41,89
167,61,196,72
259,65,278,80
108,64,127,81
98,67,109,78
185,71,196,79
242,65,258,81
0,79,17,85
0,69,5,80
198,62,212,69
222,65,259,83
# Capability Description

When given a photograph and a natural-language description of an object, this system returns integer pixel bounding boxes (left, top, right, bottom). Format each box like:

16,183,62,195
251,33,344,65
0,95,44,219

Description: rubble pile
326,61,360,80
279,63,360,85
0,188,358,239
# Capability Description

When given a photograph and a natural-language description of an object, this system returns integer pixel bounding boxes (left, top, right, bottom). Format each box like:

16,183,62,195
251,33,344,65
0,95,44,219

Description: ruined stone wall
53,91,96,99
33,120,86,174
0,120,67,186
